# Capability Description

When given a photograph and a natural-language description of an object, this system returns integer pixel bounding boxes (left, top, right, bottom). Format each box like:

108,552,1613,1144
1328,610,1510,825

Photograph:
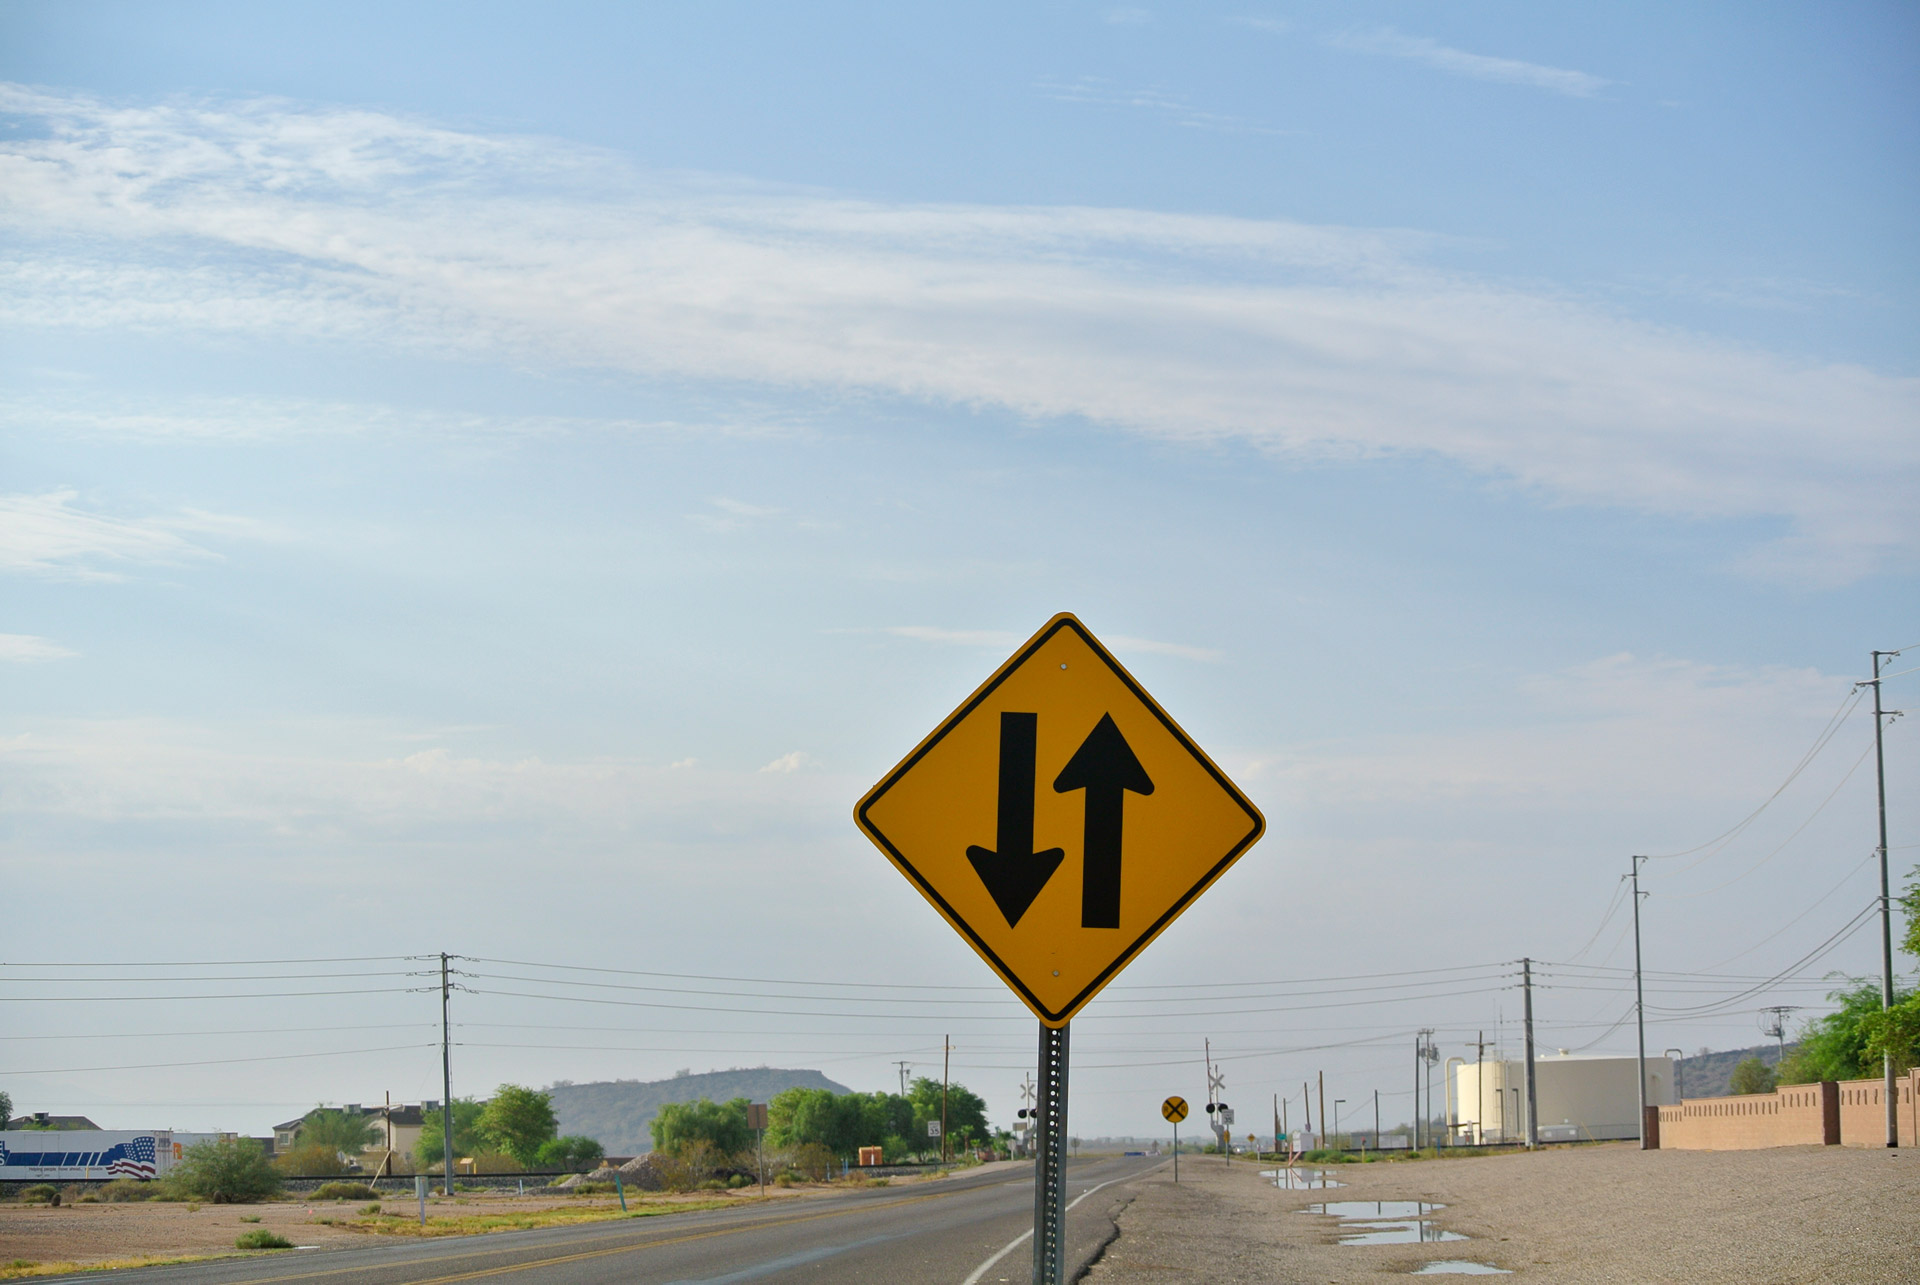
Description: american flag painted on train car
104,1136,158,1179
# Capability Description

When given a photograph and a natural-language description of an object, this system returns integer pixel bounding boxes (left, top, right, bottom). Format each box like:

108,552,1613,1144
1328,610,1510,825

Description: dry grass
2,1252,249,1280
312,1198,736,1238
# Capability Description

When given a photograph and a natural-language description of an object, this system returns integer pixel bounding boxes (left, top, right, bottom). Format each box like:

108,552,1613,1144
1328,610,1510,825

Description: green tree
477,1084,559,1168
413,1098,486,1170
1776,980,1917,1083
652,1097,751,1156
534,1135,605,1170
0,1090,11,1128
1728,1056,1776,1095
908,1076,987,1151
296,1108,381,1156
168,1136,282,1203
1860,866,1920,1074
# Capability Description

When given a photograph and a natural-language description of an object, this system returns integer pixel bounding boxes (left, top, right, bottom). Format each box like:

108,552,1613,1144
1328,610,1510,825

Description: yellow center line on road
226,1176,1027,1285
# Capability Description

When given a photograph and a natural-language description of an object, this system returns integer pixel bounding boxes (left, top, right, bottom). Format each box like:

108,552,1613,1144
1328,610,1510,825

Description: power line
5,1044,437,1076
1643,685,1864,867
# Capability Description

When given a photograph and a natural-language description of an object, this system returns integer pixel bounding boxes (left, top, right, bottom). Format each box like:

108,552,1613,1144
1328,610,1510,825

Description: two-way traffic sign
855,612,1265,1026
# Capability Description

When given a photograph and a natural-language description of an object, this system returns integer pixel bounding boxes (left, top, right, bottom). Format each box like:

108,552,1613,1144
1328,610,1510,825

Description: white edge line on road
959,1174,1133,1285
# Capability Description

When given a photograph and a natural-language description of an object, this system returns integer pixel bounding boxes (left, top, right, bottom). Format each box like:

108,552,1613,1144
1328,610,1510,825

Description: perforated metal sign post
855,613,1265,1285
1162,1096,1188,1182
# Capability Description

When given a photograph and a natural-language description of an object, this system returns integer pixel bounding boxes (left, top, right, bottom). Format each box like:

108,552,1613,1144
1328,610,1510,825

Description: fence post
1820,1082,1841,1146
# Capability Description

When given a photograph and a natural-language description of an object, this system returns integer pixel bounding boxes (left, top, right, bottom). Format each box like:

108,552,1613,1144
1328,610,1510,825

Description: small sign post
856,614,1265,1285
1161,1096,1188,1183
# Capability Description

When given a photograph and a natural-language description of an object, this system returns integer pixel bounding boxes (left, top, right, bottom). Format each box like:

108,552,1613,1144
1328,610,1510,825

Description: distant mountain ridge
547,1068,852,1154
1676,1043,1796,1100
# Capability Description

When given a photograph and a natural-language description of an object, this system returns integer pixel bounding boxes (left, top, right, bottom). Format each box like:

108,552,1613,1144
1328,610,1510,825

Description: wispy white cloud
1034,75,1288,135
2,86,1912,580
1107,635,1223,663
884,625,1021,648
759,750,816,774
0,633,77,662
1326,26,1611,98
0,490,227,580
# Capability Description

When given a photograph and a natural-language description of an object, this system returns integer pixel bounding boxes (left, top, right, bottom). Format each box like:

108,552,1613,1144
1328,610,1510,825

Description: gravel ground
1081,1144,1919,1284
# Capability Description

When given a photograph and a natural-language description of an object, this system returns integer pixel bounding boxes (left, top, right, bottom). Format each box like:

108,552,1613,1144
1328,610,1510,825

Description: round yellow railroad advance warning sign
1161,1096,1189,1123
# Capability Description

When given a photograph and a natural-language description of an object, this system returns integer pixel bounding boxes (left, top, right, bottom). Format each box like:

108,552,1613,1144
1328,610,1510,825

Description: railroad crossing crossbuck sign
855,613,1266,1026
1161,1096,1189,1123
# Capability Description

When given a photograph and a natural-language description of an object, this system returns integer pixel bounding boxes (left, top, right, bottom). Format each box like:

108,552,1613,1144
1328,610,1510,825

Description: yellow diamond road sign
855,612,1265,1026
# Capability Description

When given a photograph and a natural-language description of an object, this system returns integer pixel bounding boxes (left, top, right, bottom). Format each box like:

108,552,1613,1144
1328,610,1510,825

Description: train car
0,1130,225,1182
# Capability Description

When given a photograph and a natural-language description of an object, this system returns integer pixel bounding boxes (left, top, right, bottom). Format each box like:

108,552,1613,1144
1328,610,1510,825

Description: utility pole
895,1061,911,1097
1411,1039,1420,1150
941,1036,950,1165
1474,1032,1488,1145
439,952,456,1194
1317,1072,1326,1157
1631,857,1650,1150
1861,648,1902,1148
1520,959,1538,1150
1303,1080,1312,1145
1373,1090,1380,1153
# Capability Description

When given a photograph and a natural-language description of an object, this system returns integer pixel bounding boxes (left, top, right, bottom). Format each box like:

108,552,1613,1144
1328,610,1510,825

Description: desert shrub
698,1178,726,1190
773,1173,795,1188
239,1215,261,1223
570,1181,616,1195
787,1142,834,1183
99,1178,160,1202
235,1229,293,1250
168,1136,282,1204
360,1202,383,1215
274,1143,349,1177
310,1181,380,1201
23,1184,57,1203
726,1174,750,1188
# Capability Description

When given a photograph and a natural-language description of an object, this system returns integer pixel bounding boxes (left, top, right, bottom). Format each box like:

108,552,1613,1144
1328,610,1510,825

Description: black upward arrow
1054,713,1154,929
966,711,1065,928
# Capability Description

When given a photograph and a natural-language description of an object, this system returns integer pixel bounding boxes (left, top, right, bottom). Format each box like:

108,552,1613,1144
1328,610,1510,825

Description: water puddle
1260,1166,1344,1189
1411,1263,1510,1276
1305,1201,1441,1219
1300,1200,1468,1246
1338,1221,1469,1246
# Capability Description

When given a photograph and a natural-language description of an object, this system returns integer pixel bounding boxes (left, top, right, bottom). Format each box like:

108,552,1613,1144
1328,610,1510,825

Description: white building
1449,1051,1676,1143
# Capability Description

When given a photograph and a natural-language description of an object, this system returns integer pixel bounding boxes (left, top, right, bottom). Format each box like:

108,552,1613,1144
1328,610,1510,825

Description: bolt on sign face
855,613,1265,1027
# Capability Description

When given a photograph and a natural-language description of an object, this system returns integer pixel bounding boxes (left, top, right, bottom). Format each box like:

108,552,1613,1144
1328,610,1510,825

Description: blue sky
2,1,1916,1141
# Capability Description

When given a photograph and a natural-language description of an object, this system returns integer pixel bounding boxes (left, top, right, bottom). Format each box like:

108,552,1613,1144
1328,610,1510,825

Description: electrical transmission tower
1757,1007,1799,1062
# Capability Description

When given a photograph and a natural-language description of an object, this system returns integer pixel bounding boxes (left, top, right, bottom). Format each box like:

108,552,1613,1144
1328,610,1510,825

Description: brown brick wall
1657,1072,1917,1150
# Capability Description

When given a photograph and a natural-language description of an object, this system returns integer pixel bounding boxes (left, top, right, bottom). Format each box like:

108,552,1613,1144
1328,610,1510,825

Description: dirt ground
1082,1144,1920,1285
0,1185,795,1275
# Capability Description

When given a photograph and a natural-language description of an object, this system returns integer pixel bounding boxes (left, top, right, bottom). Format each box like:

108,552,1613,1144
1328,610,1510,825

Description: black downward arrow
966,711,1065,928
1054,713,1154,929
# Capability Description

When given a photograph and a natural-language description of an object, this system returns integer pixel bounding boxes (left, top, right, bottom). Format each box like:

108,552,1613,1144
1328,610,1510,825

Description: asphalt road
53,1156,1160,1285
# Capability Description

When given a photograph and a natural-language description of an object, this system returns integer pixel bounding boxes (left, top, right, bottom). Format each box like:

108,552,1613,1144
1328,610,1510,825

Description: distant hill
1676,1044,1796,1100
546,1068,852,1154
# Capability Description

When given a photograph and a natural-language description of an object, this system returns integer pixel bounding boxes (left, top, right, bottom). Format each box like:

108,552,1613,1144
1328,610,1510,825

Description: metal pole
1373,1090,1380,1153
1031,1022,1069,1285
942,1035,951,1165
1411,1040,1420,1150
1521,959,1538,1150
1632,857,1649,1150
1317,1072,1325,1157
1869,650,1899,1148
440,952,456,1194
1475,1032,1486,1146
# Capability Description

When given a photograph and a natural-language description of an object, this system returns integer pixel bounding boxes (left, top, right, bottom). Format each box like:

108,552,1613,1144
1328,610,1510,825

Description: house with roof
273,1101,434,1173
